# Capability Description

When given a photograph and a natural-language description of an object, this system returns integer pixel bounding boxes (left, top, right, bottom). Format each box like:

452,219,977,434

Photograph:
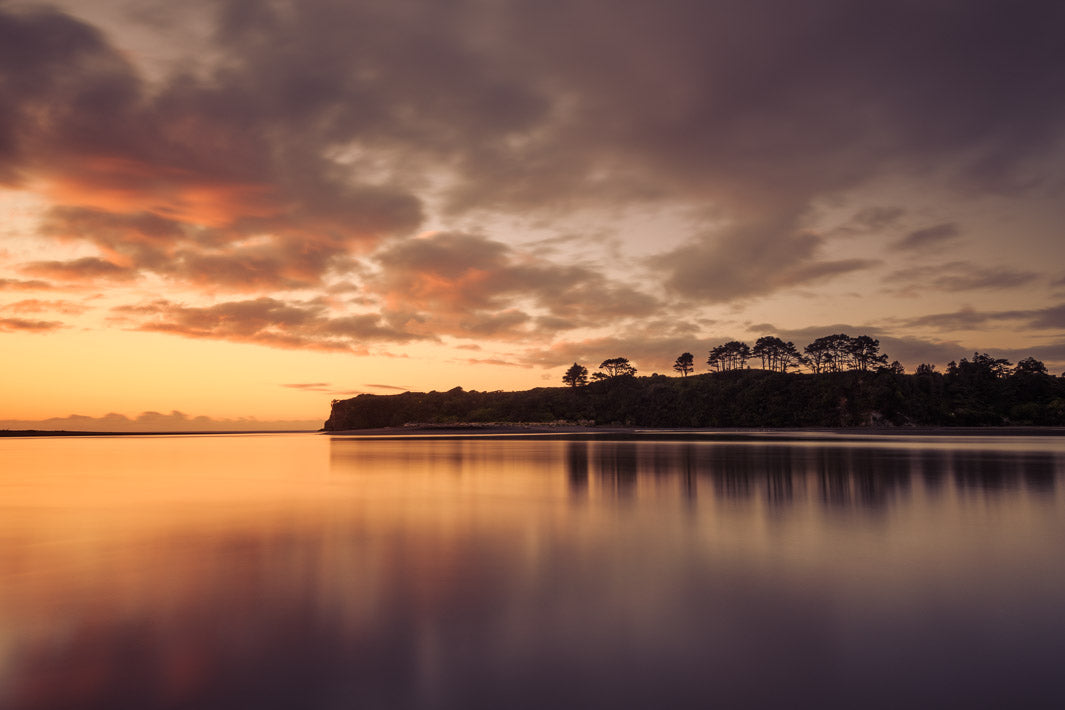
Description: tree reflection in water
567,440,1058,509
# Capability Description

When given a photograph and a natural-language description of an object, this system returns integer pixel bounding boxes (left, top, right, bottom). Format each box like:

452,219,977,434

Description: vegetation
673,352,694,377
324,334,1065,430
592,357,637,381
562,362,588,388
751,336,803,373
707,341,750,371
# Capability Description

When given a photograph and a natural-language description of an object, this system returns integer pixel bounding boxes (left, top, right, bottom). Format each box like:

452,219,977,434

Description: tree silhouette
884,360,905,374
803,333,889,373
803,336,837,373
849,335,888,372
563,362,588,387
1014,357,1048,376
752,336,805,373
597,357,637,378
916,363,937,375
673,352,694,377
707,341,750,371
948,353,1012,380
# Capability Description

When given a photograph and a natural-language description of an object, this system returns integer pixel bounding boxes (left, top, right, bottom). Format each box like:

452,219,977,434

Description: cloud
0,316,64,332
2,4,423,293
849,207,907,233
1,298,87,315
1029,304,1065,329
900,303,1065,331
113,296,428,352
0,278,52,290
2,0,1063,361
368,231,660,339
886,262,1039,292
281,383,333,392
653,220,876,302
894,223,962,251
20,256,136,282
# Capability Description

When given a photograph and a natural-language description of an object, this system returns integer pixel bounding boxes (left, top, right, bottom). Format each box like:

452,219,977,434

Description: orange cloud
113,297,430,353
20,257,136,282
0,317,64,332
38,163,282,229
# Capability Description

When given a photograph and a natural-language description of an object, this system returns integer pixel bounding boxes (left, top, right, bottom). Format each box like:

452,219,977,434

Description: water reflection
561,440,1058,509
1,434,1064,709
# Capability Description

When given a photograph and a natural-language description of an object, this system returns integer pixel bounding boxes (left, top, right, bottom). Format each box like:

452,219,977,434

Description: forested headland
324,336,1065,431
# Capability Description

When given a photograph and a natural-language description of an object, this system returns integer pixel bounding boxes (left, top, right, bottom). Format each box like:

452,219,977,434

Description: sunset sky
2,0,1064,430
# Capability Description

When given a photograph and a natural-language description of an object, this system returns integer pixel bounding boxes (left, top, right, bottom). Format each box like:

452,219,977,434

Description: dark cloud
900,303,1065,331
3,0,1064,355
849,207,907,233
653,221,876,301
895,223,962,251
1,3,422,293
9,1,1064,239
1029,304,1065,329
886,262,1039,292
365,383,408,391
901,307,1006,331
20,257,136,282
0,278,52,290
114,297,428,352
0,316,64,332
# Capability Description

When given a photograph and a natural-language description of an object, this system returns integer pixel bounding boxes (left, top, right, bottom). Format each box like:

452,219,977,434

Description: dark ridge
323,368,1065,431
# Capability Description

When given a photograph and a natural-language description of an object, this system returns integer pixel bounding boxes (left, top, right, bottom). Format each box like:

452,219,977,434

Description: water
2,432,1064,709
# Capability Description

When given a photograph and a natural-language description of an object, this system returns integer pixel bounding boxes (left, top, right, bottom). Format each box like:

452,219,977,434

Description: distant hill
324,368,1065,430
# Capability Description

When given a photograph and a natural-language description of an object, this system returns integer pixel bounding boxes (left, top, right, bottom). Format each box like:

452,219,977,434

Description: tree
804,333,888,373
1014,357,1048,376
752,336,806,373
883,360,905,375
915,363,937,376
707,341,750,371
949,353,1012,379
673,352,694,377
848,335,888,372
562,362,588,387
598,357,637,378
803,336,837,373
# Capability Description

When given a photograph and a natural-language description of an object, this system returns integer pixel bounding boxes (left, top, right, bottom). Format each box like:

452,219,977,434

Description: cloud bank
2,0,1064,374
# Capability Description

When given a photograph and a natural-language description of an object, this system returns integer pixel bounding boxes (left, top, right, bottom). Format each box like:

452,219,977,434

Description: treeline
565,334,900,385
325,350,1065,430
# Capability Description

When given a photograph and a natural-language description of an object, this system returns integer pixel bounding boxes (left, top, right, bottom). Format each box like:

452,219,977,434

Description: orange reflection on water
1,433,1064,709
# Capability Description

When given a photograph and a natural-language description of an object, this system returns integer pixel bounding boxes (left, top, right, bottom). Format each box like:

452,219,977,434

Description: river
1,432,1063,708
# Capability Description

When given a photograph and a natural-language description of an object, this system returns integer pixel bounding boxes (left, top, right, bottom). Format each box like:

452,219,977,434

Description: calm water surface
2,433,1064,709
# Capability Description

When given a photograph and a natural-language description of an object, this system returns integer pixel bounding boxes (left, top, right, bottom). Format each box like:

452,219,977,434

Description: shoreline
4,425,1064,439
0,429,317,438
324,424,1065,440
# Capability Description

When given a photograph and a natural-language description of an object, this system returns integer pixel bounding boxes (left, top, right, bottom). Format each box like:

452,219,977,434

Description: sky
2,0,1064,430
